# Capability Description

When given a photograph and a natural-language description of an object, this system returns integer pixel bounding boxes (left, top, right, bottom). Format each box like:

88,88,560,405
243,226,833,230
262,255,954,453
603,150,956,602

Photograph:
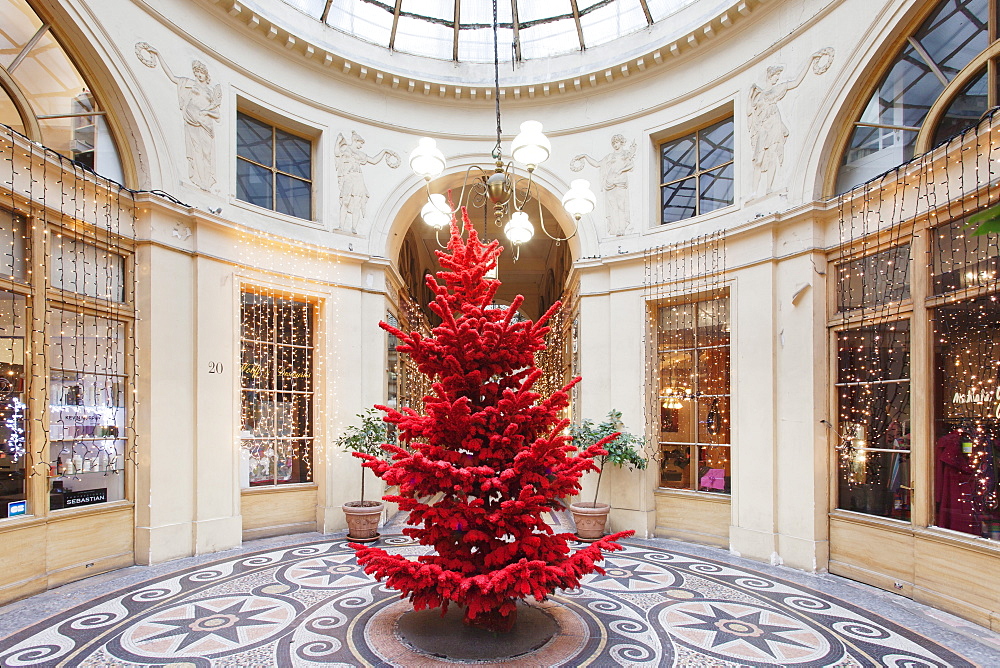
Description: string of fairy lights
643,231,728,491
235,224,341,488
1,122,138,515
834,108,1000,538
394,289,432,414
534,281,578,416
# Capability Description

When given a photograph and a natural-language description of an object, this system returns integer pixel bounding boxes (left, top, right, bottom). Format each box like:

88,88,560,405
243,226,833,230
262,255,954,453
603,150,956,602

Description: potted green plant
335,408,390,542
569,410,648,541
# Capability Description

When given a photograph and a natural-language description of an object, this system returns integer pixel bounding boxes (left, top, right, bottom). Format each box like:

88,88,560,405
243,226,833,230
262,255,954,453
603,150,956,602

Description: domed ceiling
279,0,696,62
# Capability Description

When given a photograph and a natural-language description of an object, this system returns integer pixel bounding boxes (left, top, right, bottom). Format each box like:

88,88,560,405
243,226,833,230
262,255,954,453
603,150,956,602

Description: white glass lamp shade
504,211,534,245
421,193,451,229
561,179,597,219
511,121,551,169
409,137,446,180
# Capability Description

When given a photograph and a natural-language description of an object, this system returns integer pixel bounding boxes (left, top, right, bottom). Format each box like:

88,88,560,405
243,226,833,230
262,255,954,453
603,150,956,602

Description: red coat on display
934,431,979,534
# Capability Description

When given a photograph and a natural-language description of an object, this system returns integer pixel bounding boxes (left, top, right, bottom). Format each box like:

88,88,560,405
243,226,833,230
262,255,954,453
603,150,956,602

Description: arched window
834,0,994,194
0,0,124,181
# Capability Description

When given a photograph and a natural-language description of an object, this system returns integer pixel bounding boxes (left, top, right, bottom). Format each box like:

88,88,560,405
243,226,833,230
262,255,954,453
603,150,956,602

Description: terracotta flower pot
343,501,384,541
570,502,610,541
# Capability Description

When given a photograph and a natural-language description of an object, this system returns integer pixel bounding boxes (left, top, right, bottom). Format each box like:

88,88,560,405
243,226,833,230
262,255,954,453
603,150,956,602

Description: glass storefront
931,218,1000,539
835,321,911,520
240,291,315,487
657,292,731,493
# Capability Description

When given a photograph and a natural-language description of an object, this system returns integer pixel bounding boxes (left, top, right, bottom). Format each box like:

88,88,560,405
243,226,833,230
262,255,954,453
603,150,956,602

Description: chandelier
407,0,597,259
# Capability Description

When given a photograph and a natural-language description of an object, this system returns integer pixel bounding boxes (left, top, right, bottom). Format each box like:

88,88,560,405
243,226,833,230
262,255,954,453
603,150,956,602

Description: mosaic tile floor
0,520,998,667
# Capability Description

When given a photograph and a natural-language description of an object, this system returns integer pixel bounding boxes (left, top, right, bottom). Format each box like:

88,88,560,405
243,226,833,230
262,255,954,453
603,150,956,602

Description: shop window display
835,321,911,520
657,293,731,492
48,310,128,509
932,220,1000,540
0,292,27,518
240,291,314,487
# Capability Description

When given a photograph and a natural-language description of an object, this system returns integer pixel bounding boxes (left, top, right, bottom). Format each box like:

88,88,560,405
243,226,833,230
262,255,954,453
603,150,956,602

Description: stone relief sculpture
748,47,834,197
570,134,636,236
135,43,221,191
334,131,401,234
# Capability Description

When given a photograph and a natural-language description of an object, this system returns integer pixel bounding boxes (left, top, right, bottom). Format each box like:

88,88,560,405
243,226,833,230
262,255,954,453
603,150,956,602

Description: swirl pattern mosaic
0,536,980,667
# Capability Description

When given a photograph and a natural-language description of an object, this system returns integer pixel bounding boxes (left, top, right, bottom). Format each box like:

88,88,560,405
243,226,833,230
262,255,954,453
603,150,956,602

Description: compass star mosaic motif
0,534,987,667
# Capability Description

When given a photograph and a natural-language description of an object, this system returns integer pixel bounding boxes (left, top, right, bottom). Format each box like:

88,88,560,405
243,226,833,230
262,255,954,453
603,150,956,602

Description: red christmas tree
352,211,631,632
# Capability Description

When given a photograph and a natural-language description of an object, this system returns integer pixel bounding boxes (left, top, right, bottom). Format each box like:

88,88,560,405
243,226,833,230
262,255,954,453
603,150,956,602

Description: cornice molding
199,0,766,103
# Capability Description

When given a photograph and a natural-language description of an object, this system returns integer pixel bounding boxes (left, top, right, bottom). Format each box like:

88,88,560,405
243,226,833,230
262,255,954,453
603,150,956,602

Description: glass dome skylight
279,0,694,62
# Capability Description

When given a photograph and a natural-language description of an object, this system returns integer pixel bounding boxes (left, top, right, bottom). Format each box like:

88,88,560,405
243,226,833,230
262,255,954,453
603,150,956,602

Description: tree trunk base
463,605,517,633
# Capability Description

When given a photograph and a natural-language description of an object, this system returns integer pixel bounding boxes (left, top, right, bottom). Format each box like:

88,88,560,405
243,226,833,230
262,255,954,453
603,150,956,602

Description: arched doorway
396,199,573,324
389,177,578,413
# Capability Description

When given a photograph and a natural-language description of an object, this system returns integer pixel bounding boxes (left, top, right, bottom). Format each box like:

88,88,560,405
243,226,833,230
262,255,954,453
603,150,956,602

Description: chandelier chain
492,0,502,161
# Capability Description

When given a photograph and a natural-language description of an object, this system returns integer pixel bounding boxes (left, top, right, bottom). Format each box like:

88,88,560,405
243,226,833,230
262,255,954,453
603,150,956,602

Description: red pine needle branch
352,210,631,632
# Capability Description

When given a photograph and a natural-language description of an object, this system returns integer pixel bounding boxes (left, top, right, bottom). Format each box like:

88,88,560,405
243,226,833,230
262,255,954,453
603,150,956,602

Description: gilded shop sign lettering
241,362,309,379
952,387,1000,404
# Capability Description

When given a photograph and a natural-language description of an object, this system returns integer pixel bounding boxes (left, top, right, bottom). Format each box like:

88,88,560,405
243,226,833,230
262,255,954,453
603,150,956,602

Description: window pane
661,135,696,183
9,30,88,117
519,19,581,60
933,68,988,146
658,302,695,350
697,397,730,445
700,163,734,214
697,444,730,493
578,0,648,49
276,346,311,392
325,0,393,47
913,0,987,81
933,297,1000,540
0,88,26,136
276,174,311,220
50,237,126,303
237,113,273,165
275,298,312,345
698,118,734,170
394,13,454,60
870,47,944,130
836,321,910,520
275,130,311,179
837,125,918,195
243,438,276,485
0,0,45,70
0,209,27,282
661,177,696,224
660,444,694,489
49,309,126,376
276,438,312,484
237,158,273,209
837,322,910,385
836,245,911,312
279,0,326,16
0,291,27,519
241,342,273,391
697,297,729,341
241,292,274,341
459,26,515,63
932,216,1000,294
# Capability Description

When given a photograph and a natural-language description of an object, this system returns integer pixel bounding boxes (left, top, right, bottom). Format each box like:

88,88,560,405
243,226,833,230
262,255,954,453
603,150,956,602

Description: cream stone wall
6,0,996,631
